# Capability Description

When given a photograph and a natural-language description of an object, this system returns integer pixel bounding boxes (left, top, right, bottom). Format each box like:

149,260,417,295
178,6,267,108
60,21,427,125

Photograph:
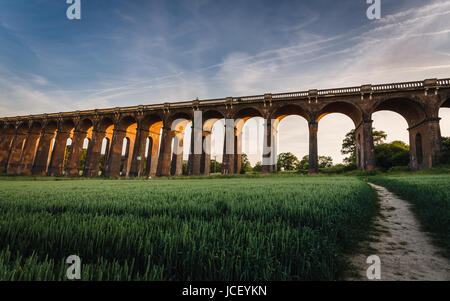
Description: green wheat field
0,176,381,281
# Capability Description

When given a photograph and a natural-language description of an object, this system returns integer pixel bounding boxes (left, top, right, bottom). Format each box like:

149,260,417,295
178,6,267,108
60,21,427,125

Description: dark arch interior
44,121,58,133
4,124,16,136
29,122,42,134
234,107,263,120
373,98,426,127
98,117,114,132
16,123,29,135
60,120,76,132
318,102,362,127
272,104,309,122
118,115,137,131
203,110,224,121
441,98,450,108
142,114,163,130
169,112,192,125
79,118,94,132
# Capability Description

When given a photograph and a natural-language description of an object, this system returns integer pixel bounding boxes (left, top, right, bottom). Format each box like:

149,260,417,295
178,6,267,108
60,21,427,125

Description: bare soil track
347,183,450,281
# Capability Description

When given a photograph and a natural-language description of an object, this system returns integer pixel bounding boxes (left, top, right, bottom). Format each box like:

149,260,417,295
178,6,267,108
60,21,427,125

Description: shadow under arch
317,101,363,127
79,118,94,134
271,104,310,123
371,97,427,128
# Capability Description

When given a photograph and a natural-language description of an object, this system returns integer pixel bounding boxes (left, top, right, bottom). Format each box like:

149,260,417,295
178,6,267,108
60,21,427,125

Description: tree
277,152,299,171
342,128,387,165
182,161,189,175
79,148,87,172
210,159,222,173
297,155,309,171
240,153,252,174
319,156,333,168
374,140,410,169
64,145,71,171
297,155,334,170
253,161,263,172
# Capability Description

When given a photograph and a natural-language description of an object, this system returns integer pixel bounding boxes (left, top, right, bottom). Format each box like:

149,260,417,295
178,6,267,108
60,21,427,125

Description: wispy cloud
0,0,449,164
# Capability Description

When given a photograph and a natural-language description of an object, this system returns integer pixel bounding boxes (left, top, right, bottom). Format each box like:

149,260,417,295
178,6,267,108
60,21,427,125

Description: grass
370,174,450,259
0,176,378,281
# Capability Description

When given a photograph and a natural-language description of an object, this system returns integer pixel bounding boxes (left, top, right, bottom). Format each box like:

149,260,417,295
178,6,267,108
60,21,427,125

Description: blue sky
1,0,450,164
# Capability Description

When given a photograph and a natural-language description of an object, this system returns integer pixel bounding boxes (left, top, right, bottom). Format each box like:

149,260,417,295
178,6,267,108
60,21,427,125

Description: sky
0,0,450,165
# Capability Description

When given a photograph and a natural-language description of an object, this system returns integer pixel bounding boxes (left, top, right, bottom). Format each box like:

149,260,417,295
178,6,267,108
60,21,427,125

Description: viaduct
0,78,449,178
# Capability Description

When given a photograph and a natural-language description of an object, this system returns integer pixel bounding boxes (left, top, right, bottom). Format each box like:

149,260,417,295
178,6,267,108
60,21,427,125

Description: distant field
0,176,378,281
370,175,450,259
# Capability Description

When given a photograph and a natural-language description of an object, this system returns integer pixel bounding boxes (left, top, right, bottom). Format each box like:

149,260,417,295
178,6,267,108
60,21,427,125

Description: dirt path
347,183,450,281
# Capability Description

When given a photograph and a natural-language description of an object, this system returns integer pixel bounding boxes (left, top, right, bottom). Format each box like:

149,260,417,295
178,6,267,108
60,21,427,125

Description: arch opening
142,114,163,177
200,110,226,175
121,137,131,176
62,137,73,175
99,137,110,176
78,137,90,176
276,115,309,172
170,118,190,176
317,113,354,168
372,110,410,170
241,117,265,170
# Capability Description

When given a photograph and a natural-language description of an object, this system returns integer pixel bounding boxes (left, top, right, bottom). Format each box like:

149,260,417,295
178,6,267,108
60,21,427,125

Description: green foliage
387,166,411,173
438,137,450,164
253,161,262,172
183,161,189,175
277,152,299,171
209,159,222,174
79,148,87,172
240,153,252,174
64,145,71,170
297,155,334,171
319,164,351,174
342,129,387,165
0,177,377,280
370,175,450,258
214,200,230,215
64,146,87,176
374,141,410,169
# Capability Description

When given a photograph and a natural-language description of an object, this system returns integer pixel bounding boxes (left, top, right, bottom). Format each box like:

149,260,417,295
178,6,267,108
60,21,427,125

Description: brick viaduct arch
0,78,449,177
